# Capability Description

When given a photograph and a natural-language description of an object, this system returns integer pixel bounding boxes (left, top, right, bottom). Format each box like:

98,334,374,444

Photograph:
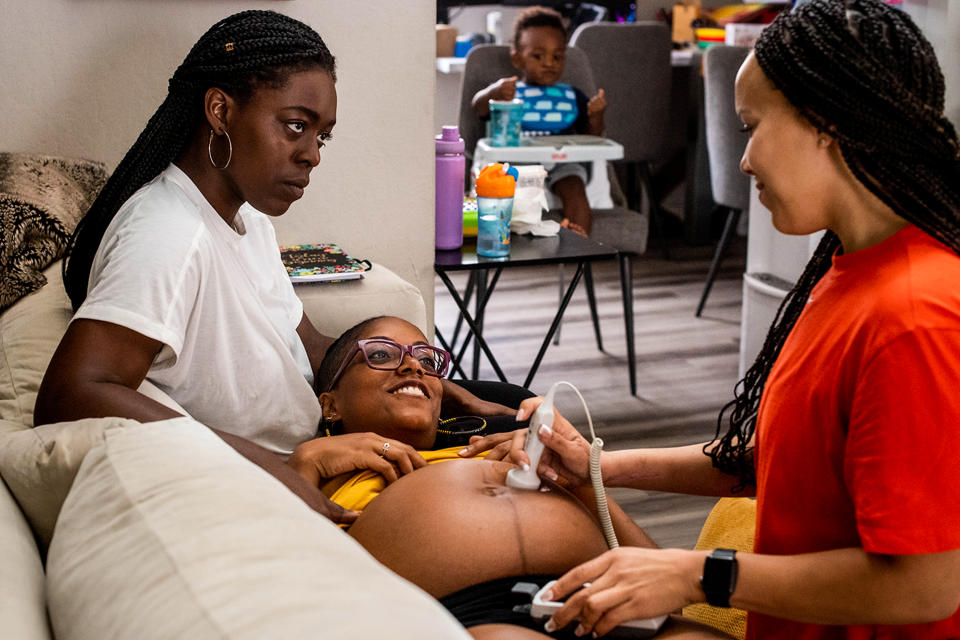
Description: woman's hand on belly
461,397,594,490
457,428,527,462
288,432,427,488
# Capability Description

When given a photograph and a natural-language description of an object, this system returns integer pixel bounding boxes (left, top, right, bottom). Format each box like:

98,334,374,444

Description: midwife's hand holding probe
456,396,592,487
482,396,704,638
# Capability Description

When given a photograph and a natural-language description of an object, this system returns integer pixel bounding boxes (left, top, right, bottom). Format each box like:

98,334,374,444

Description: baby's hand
492,75,518,101
587,88,607,117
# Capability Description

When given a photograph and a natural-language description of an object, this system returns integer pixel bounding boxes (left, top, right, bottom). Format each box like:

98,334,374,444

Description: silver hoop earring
207,128,233,170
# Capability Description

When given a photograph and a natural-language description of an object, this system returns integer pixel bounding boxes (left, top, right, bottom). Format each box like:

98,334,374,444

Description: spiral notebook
279,243,372,283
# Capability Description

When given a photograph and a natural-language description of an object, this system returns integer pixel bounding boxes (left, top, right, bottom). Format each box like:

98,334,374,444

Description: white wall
0,0,437,325
902,0,960,127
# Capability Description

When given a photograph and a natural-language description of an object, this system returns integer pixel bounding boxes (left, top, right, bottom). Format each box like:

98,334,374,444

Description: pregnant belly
347,459,609,598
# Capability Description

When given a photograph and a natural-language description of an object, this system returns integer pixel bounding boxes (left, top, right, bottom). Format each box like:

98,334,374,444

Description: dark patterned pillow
0,153,108,310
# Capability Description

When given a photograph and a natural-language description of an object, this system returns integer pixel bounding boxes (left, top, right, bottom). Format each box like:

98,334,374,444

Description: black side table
435,229,635,392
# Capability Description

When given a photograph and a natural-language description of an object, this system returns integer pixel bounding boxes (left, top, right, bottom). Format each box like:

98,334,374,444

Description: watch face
701,549,738,608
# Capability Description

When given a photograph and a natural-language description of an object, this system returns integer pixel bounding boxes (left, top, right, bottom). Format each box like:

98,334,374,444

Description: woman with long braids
462,1,960,636
33,10,505,525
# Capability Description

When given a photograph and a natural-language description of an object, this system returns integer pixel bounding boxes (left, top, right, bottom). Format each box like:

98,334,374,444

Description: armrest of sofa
0,475,51,640
294,262,427,338
46,418,470,640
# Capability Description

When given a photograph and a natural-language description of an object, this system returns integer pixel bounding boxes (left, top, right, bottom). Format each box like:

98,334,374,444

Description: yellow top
325,446,489,513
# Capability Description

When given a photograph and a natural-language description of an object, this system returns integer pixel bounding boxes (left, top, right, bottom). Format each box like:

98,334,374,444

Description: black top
432,414,531,450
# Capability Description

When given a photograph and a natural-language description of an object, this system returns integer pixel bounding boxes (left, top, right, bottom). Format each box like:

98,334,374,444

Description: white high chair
456,45,650,395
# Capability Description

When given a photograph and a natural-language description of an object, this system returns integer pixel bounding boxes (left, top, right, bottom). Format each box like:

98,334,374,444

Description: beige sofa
0,165,473,638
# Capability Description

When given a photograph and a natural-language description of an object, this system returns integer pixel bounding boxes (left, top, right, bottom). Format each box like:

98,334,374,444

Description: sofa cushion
0,262,72,428
0,476,51,640
0,153,107,310
294,262,428,337
46,417,470,640
0,416,141,552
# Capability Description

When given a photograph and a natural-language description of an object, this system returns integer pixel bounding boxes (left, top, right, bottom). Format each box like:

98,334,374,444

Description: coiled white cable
548,381,618,550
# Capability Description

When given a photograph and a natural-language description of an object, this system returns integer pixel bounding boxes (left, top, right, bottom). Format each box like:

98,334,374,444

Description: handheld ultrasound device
504,381,618,549
505,381,668,637
505,385,556,490
531,580,667,638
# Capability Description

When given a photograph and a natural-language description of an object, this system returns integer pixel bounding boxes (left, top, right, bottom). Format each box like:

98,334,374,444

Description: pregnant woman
290,315,731,639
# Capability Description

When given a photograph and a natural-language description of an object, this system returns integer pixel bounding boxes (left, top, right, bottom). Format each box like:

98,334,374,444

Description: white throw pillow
0,416,140,551
46,417,470,640
0,383,185,551
0,263,72,428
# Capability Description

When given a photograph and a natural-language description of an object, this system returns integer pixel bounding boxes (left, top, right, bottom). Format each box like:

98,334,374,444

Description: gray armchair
696,45,751,317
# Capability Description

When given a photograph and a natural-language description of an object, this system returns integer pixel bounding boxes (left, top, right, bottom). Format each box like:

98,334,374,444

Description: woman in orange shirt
296,314,732,639
468,1,960,637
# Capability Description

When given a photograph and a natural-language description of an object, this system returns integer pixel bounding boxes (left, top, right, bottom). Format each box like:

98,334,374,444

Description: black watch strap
700,548,738,608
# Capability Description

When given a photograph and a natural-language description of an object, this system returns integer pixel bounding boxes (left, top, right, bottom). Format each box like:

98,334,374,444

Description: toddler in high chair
471,5,607,236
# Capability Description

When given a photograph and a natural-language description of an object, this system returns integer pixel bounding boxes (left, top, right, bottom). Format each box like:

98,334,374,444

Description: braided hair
706,0,960,490
315,316,388,395
63,10,336,310
512,5,568,50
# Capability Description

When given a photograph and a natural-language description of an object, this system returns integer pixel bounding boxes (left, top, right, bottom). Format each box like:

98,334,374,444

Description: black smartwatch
700,548,738,608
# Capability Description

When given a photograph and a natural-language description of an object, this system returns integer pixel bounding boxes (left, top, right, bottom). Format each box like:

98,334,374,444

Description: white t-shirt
74,164,321,454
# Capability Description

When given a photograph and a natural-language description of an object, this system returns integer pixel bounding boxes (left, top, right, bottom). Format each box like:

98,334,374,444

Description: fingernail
516,409,526,421
575,625,586,637
545,468,559,481
541,589,554,602
521,462,530,471
539,425,552,437
544,619,556,633
458,448,468,456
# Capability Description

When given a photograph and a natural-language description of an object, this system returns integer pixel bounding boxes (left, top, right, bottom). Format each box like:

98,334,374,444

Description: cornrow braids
511,5,568,51
706,0,960,490
63,10,336,310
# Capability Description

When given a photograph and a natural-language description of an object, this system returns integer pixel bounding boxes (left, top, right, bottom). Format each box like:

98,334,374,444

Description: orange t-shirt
748,226,960,639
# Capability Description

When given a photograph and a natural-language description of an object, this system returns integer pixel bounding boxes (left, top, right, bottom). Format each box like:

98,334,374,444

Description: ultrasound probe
506,381,618,550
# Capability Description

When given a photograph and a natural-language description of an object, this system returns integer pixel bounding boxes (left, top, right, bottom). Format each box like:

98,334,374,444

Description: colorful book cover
279,243,371,283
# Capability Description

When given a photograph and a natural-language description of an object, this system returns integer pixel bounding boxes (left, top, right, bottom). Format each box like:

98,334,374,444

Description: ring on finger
380,441,390,457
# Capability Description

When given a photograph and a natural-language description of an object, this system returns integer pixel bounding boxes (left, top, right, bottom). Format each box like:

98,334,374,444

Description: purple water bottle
435,125,466,250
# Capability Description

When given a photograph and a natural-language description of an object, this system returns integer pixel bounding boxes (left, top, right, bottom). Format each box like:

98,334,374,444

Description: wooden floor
434,235,747,549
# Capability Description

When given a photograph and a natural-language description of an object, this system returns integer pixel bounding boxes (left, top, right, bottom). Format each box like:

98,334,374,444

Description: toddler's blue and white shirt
515,81,588,135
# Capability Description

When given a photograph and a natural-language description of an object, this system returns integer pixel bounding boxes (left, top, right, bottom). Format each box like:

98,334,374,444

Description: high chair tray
476,136,624,163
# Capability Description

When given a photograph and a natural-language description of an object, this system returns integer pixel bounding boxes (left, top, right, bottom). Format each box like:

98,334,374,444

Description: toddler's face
511,25,566,86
